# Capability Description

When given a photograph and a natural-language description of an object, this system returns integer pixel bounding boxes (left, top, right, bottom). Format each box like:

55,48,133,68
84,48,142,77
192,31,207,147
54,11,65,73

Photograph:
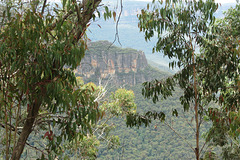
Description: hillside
76,41,211,159
97,83,213,160
75,40,171,85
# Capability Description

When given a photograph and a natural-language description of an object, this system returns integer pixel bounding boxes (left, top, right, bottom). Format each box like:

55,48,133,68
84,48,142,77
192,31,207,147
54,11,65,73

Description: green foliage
203,150,218,160
125,0,240,159
98,84,211,159
101,89,137,116
51,82,137,159
134,0,240,159
63,135,100,160
0,0,121,159
137,0,220,121
196,3,240,159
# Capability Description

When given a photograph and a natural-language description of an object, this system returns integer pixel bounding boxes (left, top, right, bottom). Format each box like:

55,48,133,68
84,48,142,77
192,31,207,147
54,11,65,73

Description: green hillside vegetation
97,84,213,159
79,39,214,160
137,64,171,80
147,60,176,74
78,40,200,159
84,43,212,159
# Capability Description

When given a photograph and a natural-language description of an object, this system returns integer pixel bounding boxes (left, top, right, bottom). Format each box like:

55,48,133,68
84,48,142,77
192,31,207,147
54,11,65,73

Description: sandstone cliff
75,41,168,85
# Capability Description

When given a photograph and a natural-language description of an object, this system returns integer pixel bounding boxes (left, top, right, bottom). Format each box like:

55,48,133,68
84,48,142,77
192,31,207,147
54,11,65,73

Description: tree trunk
10,1,102,159
192,52,199,160
11,101,41,160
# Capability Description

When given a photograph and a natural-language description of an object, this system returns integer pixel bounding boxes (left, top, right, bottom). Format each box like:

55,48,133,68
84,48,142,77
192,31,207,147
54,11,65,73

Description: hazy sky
51,0,237,4
128,0,237,3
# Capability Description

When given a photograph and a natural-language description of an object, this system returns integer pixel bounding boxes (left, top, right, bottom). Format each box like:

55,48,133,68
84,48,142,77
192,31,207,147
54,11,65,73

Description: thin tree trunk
192,52,199,160
11,101,41,160
5,104,9,160
9,1,102,159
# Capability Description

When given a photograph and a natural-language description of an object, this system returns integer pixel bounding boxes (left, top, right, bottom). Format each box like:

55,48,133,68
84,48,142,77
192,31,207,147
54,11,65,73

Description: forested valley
0,0,240,160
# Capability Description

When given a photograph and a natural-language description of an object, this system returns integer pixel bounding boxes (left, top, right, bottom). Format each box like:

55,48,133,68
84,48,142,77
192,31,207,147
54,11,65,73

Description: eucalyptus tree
127,0,240,159
0,0,123,159
199,3,240,159
52,80,137,159
126,0,220,159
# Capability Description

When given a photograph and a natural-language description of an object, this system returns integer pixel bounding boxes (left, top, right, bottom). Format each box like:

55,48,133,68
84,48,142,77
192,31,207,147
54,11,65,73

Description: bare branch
164,121,195,152
108,0,123,49
41,0,47,15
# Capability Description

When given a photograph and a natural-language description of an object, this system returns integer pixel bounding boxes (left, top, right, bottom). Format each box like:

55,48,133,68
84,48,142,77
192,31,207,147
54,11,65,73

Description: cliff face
74,41,153,85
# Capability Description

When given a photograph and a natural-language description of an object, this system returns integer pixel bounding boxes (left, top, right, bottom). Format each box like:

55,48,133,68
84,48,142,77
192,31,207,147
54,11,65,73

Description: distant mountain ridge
75,41,170,85
88,1,237,67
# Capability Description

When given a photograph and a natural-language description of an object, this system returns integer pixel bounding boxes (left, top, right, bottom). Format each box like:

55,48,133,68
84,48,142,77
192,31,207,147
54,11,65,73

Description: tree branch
41,0,47,15
164,121,195,152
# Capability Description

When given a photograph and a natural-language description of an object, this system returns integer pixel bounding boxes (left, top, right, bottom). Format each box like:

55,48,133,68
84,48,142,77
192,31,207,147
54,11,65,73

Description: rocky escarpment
75,41,167,85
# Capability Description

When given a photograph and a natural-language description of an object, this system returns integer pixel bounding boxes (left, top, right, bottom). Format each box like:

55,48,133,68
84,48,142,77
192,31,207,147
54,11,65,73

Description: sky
127,0,237,3
51,0,237,4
